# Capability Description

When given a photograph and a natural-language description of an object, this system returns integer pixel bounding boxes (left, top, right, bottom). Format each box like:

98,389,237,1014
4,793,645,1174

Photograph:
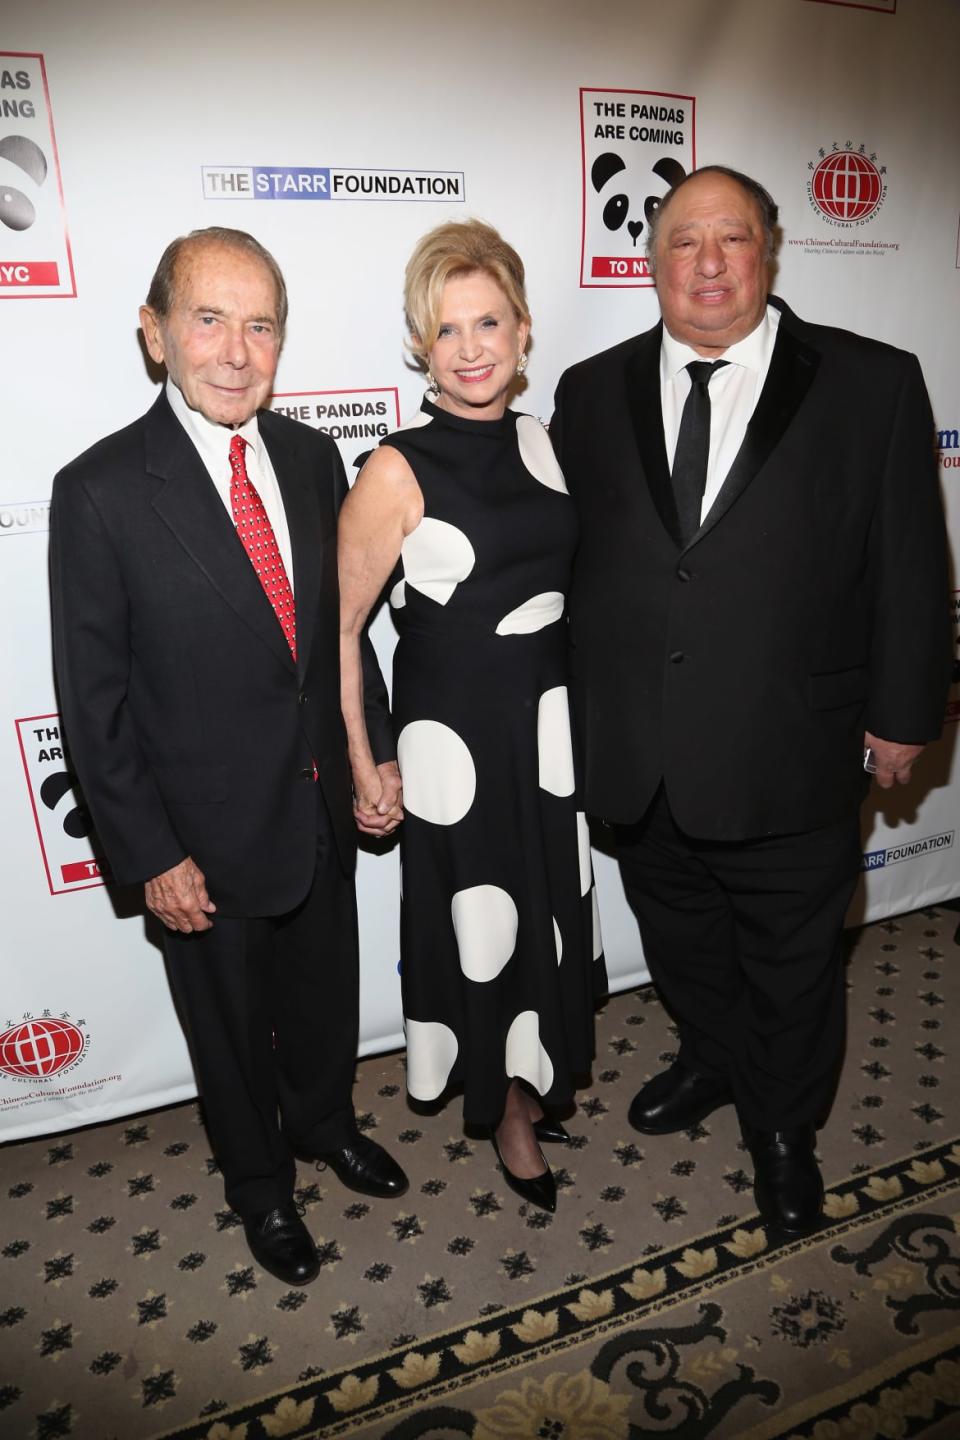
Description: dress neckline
421,395,516,437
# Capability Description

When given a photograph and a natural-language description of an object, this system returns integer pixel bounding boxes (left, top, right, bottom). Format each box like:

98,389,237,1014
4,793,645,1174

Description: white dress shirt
166,378,295,593
661,303,780,524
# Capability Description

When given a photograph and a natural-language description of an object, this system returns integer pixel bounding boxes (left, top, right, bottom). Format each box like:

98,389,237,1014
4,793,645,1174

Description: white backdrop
2,0,957,1141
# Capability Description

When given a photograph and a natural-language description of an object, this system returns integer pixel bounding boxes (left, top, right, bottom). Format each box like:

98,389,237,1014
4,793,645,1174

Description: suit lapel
260,411,323,683
623,323,684,546
146,392,296,674
685,306,822,553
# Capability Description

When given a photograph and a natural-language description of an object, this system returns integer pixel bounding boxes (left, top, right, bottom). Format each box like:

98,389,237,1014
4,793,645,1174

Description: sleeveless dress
383,396,606,1126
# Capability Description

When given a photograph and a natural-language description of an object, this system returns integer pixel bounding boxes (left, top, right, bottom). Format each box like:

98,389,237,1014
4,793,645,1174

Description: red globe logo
0,1018,85,1078
810,152,883,223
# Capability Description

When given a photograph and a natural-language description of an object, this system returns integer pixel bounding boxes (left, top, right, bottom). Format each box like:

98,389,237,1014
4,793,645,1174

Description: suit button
669,650,685,664
676,567,692,583
298,691,307,705
299,767,313,779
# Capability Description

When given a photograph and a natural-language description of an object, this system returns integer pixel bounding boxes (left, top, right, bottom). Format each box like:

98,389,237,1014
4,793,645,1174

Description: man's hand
145,857,216,933
865,731,925,790
352,759,404,837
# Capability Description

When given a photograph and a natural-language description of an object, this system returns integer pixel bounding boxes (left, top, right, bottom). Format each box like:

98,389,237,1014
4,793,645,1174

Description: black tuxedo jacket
50,390,392,914
552,298,951,840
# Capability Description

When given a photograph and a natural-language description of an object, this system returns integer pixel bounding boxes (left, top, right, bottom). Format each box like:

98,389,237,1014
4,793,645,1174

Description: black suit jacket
552,298,951,839
50,390,392,914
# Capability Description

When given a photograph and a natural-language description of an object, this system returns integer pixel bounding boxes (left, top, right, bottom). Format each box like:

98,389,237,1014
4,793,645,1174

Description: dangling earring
426,370,441,398
516,353,528,376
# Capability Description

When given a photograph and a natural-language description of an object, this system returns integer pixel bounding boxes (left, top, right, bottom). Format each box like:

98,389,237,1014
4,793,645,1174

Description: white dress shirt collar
164,378,295,594
165,377,264,476
661,303,779,382
659,304,782,523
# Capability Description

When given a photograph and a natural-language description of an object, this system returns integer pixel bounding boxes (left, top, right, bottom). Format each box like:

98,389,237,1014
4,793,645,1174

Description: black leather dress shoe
310,1134,409,1199
490,1130,556,1213
242,1203,319,1285
628,1062,733,1134
746,1125,824,1235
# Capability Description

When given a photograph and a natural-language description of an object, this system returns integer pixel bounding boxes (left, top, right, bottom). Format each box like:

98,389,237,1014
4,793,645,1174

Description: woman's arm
338,444,423,833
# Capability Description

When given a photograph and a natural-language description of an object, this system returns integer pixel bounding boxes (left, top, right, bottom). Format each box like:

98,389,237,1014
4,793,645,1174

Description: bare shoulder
356,443,418,490
343,444,423,533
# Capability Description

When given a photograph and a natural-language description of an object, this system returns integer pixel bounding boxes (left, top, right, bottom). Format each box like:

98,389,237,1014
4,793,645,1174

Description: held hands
865,731,925,790
145,856,216,933
352,758,404,837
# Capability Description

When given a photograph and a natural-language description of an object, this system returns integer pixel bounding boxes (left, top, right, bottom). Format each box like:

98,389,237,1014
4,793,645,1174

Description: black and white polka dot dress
384,397,606,1126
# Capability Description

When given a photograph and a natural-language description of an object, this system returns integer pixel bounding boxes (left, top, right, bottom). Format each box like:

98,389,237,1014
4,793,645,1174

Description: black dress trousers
615,786,861,1130
163,784,360,1217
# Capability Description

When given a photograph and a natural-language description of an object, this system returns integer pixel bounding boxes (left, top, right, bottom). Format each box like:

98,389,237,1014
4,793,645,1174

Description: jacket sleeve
865,353,952,741
549,371,568,469
49,470,188,885
329,445,396,765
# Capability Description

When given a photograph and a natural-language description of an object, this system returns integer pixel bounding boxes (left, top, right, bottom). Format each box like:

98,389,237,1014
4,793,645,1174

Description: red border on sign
1,52,77,300
579,87,697,291
14,713,104,896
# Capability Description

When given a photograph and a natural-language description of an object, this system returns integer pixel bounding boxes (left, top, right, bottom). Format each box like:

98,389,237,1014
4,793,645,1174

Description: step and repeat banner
2,0,958,1140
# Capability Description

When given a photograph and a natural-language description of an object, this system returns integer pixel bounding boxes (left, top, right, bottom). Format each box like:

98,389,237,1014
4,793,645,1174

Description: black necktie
671,360,728,545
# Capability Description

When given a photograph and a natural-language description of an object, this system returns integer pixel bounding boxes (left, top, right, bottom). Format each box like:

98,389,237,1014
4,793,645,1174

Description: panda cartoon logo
591,153,687,254
0,134,47,232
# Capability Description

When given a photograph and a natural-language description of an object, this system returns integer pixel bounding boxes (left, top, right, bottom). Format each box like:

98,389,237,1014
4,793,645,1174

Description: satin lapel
685,318,821,553
623,323,682,547
260,412,322,683
146,393,296,674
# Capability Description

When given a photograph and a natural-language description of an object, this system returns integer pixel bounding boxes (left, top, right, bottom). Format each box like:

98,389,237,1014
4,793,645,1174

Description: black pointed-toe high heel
533,1116,571,1144
490,1129,557,1213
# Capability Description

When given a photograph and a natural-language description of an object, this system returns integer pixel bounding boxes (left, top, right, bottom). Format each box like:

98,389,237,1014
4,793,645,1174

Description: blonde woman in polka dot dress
339,221,606,1212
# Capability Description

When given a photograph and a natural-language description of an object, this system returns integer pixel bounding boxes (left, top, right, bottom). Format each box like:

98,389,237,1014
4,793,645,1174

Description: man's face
140,242,281,427
654,173,770,355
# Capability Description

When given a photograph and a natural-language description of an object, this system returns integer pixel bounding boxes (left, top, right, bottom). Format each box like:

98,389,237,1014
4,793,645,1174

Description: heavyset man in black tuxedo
50,227,407,1284
552,167,951,1233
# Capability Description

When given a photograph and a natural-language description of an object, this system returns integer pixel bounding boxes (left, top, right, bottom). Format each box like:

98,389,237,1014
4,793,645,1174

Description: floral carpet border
153,1138,960,1440
740,1328,960,1440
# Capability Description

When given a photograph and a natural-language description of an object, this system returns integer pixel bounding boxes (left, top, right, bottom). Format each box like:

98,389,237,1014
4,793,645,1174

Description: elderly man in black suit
552,166,951,1233
50,226,407,1284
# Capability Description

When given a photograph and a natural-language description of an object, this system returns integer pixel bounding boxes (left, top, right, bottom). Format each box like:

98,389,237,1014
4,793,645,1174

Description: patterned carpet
2,906,959,1439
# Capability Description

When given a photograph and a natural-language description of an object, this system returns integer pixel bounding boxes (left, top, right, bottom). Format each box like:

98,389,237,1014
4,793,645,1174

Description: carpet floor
2,905,959,1439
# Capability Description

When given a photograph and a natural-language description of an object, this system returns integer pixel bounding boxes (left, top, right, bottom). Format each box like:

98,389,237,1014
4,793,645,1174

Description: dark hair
646,165,779,273
144,226,289,340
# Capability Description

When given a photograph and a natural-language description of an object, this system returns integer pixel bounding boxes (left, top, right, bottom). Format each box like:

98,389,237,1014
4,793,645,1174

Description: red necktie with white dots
229,434,297,660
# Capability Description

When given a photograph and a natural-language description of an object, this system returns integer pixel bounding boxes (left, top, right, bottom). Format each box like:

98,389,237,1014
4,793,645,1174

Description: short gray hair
646,165,779,276
145,226,289,341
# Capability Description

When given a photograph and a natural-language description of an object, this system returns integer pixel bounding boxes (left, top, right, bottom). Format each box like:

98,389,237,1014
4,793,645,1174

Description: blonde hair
404,219,530,362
